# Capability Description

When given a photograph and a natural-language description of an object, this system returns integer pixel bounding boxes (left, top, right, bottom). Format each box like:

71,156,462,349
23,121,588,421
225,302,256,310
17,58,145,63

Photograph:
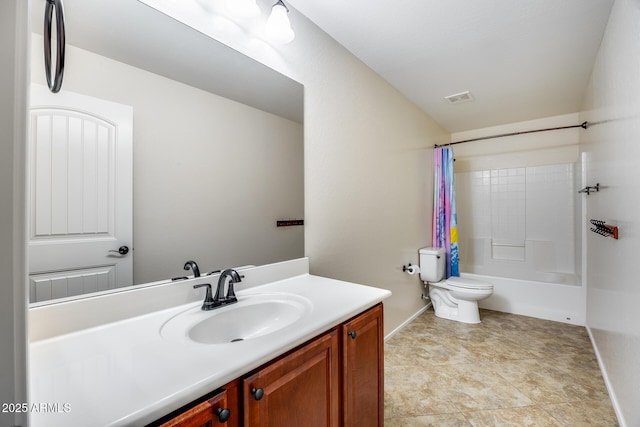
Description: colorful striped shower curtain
432,147,459,278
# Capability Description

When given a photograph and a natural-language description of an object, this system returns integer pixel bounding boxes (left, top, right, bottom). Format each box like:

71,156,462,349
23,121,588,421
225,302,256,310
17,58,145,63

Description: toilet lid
446,276,493,290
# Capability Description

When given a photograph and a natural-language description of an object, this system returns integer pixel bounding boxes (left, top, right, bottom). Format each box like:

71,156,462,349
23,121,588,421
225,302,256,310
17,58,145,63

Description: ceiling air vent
444,91,474,104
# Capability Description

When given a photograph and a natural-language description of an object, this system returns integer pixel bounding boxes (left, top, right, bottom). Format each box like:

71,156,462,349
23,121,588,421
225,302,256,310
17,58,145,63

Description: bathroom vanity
152,304,382,427
28,259,391,426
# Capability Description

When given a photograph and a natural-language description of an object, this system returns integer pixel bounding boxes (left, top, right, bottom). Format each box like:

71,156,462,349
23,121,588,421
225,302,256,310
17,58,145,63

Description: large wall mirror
28,0,304,305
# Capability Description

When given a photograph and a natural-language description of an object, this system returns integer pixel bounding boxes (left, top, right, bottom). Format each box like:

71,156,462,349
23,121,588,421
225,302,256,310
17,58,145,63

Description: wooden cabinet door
243,330,340,427
156,380,240,427
222,380,241,427
341,304,384,427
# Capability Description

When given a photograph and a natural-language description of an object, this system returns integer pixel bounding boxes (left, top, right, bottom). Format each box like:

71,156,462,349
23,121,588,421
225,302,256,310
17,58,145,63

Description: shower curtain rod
434,121,589,148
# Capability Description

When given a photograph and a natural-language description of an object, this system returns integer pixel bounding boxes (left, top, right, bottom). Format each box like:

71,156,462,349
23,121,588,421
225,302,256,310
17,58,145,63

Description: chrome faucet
214,269,243,305
184,260,201,278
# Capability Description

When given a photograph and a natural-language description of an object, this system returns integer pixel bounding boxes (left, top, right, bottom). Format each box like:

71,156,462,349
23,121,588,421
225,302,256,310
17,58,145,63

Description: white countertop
29,274,391,426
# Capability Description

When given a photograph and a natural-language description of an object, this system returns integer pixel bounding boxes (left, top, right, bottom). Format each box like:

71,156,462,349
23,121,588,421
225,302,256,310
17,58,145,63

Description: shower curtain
432,147,459,278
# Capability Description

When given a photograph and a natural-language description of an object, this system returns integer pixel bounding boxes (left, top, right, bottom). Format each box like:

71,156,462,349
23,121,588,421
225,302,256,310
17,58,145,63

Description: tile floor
384,309,619,426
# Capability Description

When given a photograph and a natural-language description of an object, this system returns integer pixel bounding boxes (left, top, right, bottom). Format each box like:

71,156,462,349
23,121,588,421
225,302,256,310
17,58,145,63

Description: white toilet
419,247,493,324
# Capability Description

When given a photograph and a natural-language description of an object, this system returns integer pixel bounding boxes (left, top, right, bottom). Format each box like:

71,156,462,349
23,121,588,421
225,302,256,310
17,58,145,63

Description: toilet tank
419,247,446,282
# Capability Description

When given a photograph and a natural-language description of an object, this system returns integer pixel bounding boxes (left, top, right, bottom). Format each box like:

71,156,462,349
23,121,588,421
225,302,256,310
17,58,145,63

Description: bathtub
461,272,585,325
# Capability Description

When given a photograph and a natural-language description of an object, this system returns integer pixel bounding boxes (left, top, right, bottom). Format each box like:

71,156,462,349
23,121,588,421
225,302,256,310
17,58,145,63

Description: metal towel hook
578,183,600,195
44,0,66,93
590,219,619,240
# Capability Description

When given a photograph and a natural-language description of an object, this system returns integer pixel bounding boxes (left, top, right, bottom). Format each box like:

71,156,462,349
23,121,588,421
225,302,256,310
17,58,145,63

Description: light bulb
225,0,260,19
265,1,295,44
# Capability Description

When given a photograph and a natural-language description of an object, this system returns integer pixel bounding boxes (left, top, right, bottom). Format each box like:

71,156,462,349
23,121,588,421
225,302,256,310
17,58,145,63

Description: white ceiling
287,0,614,132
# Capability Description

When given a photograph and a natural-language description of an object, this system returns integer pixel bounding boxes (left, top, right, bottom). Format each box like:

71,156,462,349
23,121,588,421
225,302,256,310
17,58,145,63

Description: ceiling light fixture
225,0,260,19
265,0,295,44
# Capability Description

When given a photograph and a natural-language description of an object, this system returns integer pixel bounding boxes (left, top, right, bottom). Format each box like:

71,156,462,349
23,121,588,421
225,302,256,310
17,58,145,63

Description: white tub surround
29,259,391,427
456,162,580,286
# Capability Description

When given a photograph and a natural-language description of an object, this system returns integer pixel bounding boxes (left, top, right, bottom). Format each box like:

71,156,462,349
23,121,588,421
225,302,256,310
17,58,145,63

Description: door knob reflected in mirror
109,246,130,255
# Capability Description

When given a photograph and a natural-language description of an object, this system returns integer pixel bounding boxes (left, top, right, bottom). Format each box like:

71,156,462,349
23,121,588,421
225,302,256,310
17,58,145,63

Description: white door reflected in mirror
28,84,133,303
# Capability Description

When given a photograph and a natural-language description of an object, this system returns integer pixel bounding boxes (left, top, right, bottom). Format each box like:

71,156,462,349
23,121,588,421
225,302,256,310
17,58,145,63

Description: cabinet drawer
152,381,239,427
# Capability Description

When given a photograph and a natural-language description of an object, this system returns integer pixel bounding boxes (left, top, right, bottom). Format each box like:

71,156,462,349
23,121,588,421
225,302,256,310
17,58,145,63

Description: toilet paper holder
402,263,420,275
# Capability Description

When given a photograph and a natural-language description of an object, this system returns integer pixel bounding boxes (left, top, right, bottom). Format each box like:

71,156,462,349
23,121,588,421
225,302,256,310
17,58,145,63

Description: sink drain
230,338,244,343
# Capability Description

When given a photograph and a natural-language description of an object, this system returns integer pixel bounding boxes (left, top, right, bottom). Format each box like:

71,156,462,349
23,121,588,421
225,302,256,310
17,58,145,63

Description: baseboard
384,301,432,342
586,325,626,427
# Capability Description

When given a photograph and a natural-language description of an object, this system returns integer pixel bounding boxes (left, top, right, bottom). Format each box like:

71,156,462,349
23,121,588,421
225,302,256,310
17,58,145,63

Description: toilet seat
445,276,493,291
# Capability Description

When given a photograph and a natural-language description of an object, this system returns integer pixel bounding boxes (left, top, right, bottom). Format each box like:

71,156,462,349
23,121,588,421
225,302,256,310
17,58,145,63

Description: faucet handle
193,283,218,310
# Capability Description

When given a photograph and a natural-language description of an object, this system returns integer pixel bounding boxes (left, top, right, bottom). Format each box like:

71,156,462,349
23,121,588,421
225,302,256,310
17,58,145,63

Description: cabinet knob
250,387,264,401
215,407,231,423
348,331,357,339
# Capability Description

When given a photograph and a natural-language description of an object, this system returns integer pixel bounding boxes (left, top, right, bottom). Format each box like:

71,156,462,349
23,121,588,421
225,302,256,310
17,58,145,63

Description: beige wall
200,8,450,335
30,36,304,285
451,113,581,172
303,58,448,335
284,13,449,335
580,0,640,424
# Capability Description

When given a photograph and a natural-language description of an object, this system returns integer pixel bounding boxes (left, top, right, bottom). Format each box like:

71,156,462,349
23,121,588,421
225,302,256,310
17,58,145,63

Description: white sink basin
160,292,313,344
